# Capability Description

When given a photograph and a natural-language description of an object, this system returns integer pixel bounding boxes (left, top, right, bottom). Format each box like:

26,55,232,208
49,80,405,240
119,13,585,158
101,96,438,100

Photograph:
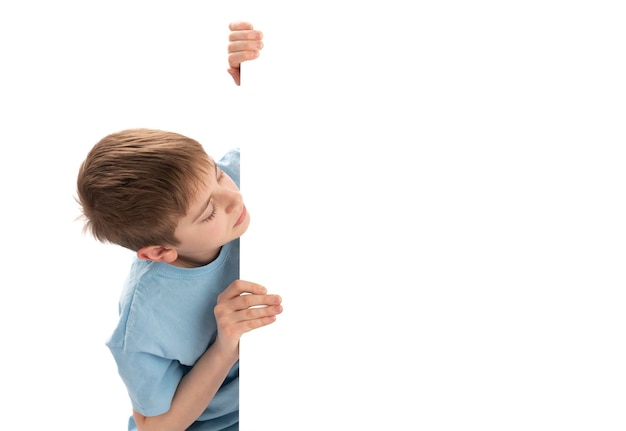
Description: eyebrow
192,161,219,223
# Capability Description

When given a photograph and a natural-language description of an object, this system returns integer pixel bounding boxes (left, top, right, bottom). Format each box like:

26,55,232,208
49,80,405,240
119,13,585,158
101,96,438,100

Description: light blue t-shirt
106,149,241,431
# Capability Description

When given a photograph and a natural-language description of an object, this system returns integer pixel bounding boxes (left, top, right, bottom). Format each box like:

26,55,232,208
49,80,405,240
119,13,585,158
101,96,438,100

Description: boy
76,22,282,431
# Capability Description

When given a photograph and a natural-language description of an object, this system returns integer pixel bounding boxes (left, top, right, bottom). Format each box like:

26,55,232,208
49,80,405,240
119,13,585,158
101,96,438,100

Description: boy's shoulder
218,148,240,164
217,148,240,187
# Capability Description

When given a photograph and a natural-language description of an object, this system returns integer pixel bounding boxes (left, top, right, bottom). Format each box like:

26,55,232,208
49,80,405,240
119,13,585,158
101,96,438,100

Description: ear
137,245,178,263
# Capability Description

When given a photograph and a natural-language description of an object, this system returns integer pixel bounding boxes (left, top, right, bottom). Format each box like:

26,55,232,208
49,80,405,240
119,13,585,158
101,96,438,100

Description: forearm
134,344,238,431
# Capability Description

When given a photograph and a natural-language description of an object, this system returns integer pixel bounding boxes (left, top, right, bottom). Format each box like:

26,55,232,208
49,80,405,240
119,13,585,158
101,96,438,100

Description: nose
222,188,243,215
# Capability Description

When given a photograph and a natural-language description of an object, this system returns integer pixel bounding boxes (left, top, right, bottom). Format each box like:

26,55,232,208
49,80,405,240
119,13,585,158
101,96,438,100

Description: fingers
227,40,263,68
219,279,267,300
215,293,282,320
228,40,264,54
229,21,254,32
228,22,263,72
215,299,283,333
215,280,283,337
228,22,262,42
229,29,263,42
215,301,283,336
228,51,260,70
237,292,282,310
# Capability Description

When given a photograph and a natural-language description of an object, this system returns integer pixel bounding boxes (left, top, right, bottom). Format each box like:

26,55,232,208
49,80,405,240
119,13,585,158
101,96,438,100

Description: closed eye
202,202,216,222
202,169,225,223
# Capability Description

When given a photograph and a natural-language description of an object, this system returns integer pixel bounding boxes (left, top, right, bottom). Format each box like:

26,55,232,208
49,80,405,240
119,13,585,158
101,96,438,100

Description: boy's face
173,161,249,266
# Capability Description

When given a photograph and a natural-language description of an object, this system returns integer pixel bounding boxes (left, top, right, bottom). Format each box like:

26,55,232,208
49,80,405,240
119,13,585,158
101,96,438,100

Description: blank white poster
1,1,624,430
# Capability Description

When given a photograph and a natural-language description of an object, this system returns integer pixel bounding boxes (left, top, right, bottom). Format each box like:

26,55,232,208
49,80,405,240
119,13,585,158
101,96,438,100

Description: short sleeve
217,149,240,189
109,347,186,416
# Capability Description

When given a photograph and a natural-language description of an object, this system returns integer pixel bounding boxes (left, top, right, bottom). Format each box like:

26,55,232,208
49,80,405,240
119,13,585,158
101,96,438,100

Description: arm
132,280,282,431
227,21,264,85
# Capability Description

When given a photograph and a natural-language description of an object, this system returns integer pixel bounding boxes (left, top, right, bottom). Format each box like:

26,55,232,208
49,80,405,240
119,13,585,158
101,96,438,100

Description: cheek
205,219,228,239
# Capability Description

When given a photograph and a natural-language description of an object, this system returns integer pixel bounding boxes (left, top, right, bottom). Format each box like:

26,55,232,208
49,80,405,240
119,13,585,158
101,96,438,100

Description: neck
172,255,205,268
172,248,221,268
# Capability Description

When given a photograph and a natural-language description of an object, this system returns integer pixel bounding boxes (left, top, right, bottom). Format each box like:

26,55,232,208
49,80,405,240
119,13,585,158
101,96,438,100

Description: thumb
227,67,241,86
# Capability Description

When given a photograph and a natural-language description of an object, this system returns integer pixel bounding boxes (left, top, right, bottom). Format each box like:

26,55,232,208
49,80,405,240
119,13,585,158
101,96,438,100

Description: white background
1,1,625,430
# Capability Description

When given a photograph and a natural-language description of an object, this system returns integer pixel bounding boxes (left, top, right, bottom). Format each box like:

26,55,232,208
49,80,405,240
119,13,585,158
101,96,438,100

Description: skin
227,21,264,86
130,22,280,431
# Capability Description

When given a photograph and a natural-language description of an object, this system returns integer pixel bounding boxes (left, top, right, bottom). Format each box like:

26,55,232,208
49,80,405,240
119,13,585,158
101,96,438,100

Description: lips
234,204,247,227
